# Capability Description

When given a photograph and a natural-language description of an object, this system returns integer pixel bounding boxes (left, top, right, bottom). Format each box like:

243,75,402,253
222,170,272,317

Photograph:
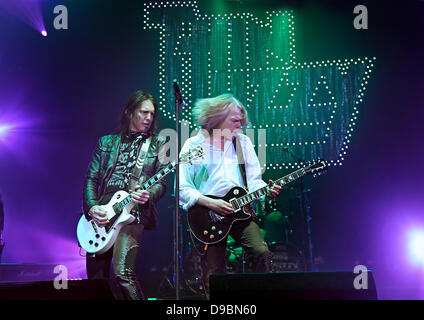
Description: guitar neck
115,160,177,212
234,167,306,207
274,167,306,188
140,160,177,191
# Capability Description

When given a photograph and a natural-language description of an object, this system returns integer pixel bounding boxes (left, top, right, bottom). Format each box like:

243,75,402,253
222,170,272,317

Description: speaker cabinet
0,279,120,300
210,271,377,300
0,263,57,283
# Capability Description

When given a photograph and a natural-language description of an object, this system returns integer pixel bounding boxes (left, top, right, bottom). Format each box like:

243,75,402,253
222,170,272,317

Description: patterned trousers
86,223,145,300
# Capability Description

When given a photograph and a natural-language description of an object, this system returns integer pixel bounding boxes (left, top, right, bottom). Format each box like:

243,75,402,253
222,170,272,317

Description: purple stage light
0,0,46,35
0,102,48,162
0,112,25,145
41,30,47,37
408,228,424,268
0,124,13,140
368,195,424,299
2,216,87,280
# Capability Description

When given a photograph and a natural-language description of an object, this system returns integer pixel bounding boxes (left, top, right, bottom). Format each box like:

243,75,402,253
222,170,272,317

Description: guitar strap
233,136,260,221
232,136,248,190
128,135,152,193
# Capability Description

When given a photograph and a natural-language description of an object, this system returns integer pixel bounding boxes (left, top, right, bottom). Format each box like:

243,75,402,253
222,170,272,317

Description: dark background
0,0,423,299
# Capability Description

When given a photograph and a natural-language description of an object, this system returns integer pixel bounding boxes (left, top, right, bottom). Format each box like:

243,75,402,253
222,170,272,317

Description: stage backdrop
143,1,375,170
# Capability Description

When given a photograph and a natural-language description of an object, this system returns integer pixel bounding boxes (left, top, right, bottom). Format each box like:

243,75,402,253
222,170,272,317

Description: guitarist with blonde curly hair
179,93,281,295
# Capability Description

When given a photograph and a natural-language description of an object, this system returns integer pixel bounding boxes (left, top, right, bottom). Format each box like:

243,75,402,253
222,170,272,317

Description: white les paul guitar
77,145,204,255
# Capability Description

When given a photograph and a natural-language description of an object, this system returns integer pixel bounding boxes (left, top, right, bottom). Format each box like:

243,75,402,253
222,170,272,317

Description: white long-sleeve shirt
179,131,267,211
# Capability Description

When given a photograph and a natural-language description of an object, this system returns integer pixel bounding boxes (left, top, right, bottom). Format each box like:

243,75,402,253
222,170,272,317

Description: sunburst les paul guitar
77,145,204,254
187,159,327,244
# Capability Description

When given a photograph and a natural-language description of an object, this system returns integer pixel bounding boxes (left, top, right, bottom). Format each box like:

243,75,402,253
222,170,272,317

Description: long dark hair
115,90,159,136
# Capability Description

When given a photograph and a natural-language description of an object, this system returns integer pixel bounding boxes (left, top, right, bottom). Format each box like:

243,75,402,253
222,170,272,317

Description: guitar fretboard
231,167,306,210
113,161,177,213
141,161,176,191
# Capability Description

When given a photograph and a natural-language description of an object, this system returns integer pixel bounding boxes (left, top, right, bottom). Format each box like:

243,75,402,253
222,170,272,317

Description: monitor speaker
0,279,121,300
210,271,377,300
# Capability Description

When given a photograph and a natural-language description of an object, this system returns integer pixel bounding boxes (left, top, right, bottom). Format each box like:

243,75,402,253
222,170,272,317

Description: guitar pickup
229,198,239,211
208,210,224,222
91,221,99,233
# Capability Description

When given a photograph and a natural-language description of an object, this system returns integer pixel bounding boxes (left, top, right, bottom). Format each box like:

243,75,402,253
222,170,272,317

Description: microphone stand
173,80,184,299
283,147,315,272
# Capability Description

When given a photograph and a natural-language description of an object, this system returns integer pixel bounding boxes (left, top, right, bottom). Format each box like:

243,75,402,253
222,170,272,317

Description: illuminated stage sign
143,1,376,170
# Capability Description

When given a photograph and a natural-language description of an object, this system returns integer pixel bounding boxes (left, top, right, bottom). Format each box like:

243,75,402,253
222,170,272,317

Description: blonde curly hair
192,93,249,132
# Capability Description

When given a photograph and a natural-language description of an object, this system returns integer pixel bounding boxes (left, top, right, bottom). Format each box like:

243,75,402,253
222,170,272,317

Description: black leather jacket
82,133,167,230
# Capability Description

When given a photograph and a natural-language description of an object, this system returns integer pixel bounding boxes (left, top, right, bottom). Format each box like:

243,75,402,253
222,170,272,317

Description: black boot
116,267,145,300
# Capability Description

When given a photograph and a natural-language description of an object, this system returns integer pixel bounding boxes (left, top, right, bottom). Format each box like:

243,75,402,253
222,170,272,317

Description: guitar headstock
304,158,328,176
180,145,204,164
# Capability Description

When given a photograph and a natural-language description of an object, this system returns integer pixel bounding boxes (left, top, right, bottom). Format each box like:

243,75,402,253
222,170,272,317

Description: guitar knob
211,226,216,231
203,230,208,235
218,230,222,235
210,235,214,239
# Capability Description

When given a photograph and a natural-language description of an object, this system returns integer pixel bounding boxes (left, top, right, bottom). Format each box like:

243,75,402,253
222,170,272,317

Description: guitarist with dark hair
82,90,167,300
179,94,282,295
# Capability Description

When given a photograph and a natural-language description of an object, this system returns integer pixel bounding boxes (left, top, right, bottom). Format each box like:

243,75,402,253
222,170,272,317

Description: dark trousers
201,219,271,294
86,223,145,300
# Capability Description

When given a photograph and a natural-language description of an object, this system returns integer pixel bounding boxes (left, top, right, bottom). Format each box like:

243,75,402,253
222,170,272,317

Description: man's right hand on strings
88,205,109,227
